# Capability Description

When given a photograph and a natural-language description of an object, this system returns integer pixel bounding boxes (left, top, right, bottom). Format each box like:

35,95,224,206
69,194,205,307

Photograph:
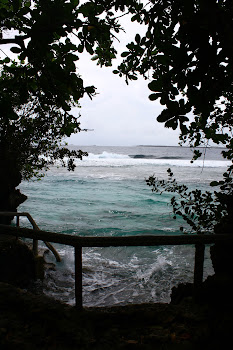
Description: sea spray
19,146,224,306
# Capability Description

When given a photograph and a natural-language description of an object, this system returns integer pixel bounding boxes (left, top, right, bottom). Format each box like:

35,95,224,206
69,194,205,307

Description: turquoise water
18,146,229,306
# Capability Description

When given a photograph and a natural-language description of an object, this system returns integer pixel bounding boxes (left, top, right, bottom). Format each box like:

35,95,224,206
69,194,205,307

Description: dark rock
1,282,233,349
0,238,37,287
198,274,233,305
171,274,233,307
170,283,193,304
210,243,233,275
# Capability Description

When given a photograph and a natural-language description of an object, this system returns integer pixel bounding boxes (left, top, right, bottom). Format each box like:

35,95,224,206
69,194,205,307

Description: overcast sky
67,17,181,147
1,15,181,147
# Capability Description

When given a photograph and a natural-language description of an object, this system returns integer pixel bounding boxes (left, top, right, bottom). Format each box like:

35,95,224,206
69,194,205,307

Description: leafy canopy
114,0,233,233
1,0,233,232
0,0,141,179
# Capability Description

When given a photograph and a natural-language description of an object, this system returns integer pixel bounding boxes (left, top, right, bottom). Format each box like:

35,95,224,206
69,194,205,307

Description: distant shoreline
68,144,227,149
137,145,227,149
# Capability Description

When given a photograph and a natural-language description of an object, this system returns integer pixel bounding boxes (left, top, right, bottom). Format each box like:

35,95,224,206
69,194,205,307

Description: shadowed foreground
0,282,233,350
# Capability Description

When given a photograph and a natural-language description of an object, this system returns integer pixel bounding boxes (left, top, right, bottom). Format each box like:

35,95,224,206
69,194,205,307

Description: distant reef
129,154,183,159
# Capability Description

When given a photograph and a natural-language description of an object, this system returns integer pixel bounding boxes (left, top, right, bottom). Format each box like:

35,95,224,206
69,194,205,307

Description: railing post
194,243,205,288
33,238,39,257
16,215,19,227
75,246,83,310
27,214,39,257
15,215,19,240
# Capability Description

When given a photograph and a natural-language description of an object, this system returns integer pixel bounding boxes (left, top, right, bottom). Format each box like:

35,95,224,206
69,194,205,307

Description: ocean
18,145,230,307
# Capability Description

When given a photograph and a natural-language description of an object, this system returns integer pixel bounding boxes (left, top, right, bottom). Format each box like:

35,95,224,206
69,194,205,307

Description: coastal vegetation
1,0,232,233
0,1,233,347
0,2,232,307
0,0,233,273
0,0,136,219
114,0,233,237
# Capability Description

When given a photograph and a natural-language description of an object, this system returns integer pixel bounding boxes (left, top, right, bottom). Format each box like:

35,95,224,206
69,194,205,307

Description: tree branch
0,35,28,45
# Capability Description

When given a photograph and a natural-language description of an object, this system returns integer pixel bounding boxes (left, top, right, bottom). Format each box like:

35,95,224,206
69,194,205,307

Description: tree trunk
0,147,27,224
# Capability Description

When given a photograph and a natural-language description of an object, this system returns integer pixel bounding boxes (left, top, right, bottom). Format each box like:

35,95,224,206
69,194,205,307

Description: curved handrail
0,212,61,262
1,223,232,310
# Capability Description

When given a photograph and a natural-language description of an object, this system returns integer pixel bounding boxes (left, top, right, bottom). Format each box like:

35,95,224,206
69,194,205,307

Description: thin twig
0,48,10,59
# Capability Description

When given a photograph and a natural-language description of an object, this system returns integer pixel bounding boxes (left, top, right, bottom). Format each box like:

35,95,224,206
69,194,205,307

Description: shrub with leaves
146,168,233,234
0,0,141,215
114,0,233,235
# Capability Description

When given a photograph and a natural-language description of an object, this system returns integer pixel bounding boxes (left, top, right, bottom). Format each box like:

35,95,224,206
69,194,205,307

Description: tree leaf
135,34,140,44
10,46,21,54
210,181,219,187
157,109,172,123
148,80,162,92
121,51,130,57
149,93,161,101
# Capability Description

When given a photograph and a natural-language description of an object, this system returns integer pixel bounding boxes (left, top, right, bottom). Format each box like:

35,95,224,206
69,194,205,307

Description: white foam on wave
87,151,130,159
42,150,230,172
136,256,172,283
74,154,230,168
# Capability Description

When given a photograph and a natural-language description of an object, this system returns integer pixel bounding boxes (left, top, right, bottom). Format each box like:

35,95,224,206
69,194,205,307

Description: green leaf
19,52,26,61
131,15,138,22
91,55,98,61
210,181,219,187
129,75,137,80
167,100,179,112
71,0,79,6
77,45,84,53
157,55,170,64
10,46,21,54
3,57,10,63
85,86,96,95
121,51,130,57
20,6,31,15
149,93,161,101
165,118,178,130
135,34,140,44
85,42,94,54
157,109,172,123
148,80,162,92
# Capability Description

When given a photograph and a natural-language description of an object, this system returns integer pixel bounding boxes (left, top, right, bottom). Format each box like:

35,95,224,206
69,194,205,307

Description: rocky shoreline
1,238,233,349
1,281,233,349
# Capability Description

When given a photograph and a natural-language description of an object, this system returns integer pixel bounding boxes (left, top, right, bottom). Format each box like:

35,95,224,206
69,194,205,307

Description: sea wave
41,150,230,169
129,155,184,160
87,152,184,160
87,151,130,159
76,155,230,168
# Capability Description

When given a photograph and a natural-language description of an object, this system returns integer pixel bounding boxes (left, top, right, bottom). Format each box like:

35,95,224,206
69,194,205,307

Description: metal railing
0,219,232,310
0,212,61,262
